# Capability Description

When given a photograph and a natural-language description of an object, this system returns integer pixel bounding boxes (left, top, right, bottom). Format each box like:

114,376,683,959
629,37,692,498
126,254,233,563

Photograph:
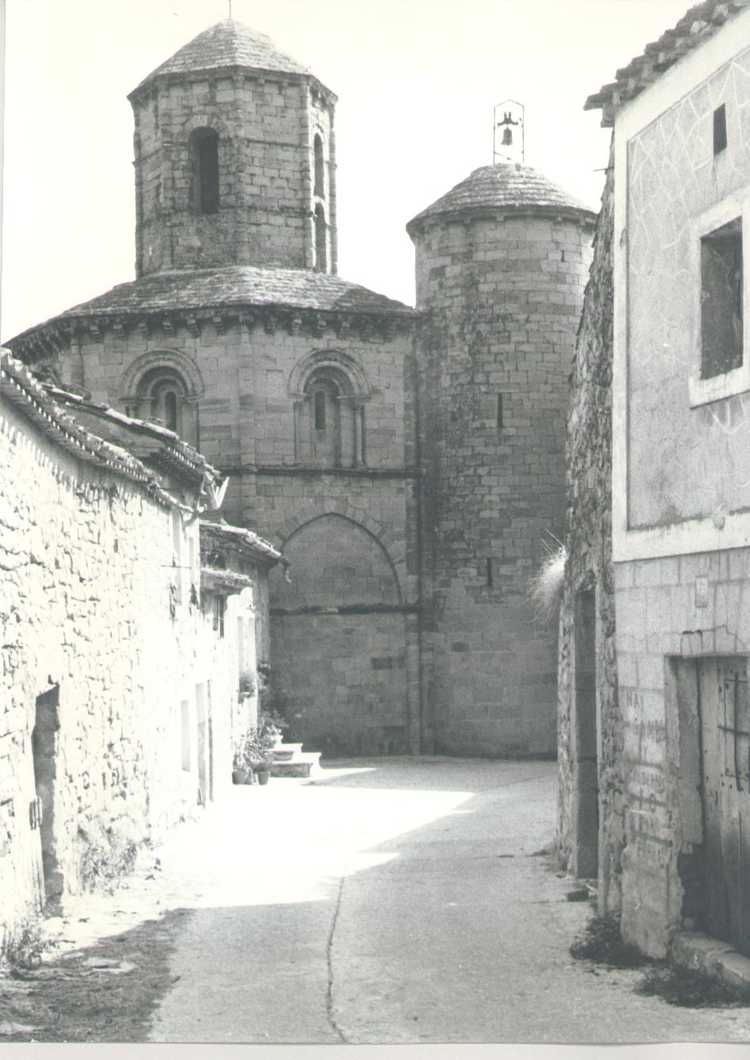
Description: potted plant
252,712,289,784
232,728,263,784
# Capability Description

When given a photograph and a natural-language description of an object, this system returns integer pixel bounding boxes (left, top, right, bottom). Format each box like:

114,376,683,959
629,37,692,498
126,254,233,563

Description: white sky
2,0,690,341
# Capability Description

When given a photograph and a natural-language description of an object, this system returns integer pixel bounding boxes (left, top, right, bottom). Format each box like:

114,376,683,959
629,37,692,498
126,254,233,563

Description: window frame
688,193,750,408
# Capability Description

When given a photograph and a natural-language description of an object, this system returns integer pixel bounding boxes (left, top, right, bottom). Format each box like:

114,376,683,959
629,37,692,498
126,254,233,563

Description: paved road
143,757,750,1044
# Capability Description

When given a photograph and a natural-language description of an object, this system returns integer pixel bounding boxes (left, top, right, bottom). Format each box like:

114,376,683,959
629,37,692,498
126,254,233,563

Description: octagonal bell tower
128,19,338,277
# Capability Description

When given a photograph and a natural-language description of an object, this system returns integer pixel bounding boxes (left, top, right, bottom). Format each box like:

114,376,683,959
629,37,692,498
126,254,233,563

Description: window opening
315,204,327,272
163,390,178,432
701,218,743,379
497,394,505,431
190,128,219,215
314,134,325,198
486,557,494,588
314,388,327,430
714,105,728,156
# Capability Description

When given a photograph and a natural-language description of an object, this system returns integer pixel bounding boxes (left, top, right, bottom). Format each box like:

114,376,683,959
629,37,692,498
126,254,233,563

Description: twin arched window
134,367,196,445
190,127,219,215
298,367,363,467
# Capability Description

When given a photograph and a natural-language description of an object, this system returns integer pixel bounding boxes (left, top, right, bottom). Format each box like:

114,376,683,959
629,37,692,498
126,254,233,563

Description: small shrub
529,539,567,621
79,819,139,891
570,913,649,968
636,965,750,1008
4,915,45,970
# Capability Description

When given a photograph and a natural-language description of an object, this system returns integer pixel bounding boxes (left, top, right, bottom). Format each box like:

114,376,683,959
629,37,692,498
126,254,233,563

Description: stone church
9,19,595,758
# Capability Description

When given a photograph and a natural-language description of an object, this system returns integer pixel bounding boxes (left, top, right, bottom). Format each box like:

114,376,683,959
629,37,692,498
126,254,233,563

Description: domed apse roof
6,266,415,356
130,19,327,98
407,163,597,236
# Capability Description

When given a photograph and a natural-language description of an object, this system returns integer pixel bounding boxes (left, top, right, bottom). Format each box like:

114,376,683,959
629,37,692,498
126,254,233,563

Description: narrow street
5,758,750,1043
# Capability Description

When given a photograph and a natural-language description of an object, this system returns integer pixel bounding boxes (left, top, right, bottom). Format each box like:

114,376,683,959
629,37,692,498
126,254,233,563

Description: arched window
314,204,327,273
313,134,325,198
135,367,194,442
190,127,219,215
300,367,361,467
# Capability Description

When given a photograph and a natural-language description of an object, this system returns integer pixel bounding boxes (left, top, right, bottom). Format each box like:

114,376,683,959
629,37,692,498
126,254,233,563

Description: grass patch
570,913,649,969
636,964,750,1008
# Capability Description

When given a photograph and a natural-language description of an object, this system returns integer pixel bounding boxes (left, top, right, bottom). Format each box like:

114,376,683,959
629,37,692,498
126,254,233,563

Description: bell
502,127,513,147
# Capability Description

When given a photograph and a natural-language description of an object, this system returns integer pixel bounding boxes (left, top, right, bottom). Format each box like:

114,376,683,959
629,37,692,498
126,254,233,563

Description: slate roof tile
407,164,596,235
132,19,314,96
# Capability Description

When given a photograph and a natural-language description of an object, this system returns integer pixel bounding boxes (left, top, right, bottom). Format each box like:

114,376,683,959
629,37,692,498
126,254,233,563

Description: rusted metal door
699,658,750,955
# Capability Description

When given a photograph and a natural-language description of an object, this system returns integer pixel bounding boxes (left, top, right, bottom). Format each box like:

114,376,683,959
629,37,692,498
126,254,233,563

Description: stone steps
269,743,321,778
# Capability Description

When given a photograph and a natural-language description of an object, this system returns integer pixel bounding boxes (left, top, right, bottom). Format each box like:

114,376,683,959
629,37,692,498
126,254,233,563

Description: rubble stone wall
0,394,254,951
414,211,593,755
556,141,624,908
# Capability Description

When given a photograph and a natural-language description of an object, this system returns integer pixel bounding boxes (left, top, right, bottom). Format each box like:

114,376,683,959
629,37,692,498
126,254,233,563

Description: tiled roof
9,267,413,342
0,350,201,507
201,519,282,565
407,164,596,235
45,384,221,487
131,19,319,97
585,0,750,126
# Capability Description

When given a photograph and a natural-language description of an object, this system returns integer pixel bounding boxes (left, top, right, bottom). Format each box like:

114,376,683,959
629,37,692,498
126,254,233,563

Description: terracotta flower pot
256,770,270,786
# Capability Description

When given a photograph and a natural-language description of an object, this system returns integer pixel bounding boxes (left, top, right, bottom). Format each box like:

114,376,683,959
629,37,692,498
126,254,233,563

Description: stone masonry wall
132,71,335,276
0,390,251,952
414,212,593,755
45,318,417,756
556,140,624,908
613,548,750,957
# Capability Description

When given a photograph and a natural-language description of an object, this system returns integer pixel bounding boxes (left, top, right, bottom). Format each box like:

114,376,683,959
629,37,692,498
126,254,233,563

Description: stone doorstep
671,931,750,991
270,752,321,779
270,743,304,762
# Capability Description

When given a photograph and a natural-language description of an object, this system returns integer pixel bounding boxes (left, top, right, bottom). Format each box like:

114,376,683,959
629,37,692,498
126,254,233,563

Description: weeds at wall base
636,965,750,1008
570,913,651,969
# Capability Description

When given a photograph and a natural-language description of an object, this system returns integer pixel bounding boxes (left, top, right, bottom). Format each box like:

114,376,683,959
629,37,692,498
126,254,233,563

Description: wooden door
699,658,750,955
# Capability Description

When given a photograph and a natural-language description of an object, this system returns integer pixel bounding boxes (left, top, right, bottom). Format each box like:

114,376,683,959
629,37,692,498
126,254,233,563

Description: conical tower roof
130,19,321,97
407,163,596,236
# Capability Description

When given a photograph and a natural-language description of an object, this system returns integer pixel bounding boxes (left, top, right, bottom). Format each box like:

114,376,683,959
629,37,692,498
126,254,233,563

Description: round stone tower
128,19,337,277
408,162,596,757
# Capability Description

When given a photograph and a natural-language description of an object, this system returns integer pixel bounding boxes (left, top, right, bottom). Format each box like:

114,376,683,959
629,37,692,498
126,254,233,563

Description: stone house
8,19,594,758
0,349,279,952
559,0,750,961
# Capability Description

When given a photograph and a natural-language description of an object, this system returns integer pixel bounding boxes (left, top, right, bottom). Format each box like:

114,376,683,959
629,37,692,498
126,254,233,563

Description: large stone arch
269,513,409,756
274,499,408,585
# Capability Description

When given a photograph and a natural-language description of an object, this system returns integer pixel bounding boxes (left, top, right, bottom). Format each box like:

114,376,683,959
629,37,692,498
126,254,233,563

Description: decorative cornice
8,304,416,363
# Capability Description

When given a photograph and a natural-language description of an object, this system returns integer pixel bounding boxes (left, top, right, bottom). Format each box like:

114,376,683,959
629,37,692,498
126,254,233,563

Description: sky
2,0,691,341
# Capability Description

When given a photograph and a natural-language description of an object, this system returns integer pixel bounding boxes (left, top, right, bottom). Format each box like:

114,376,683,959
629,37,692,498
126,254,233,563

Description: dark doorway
574,590,598,878
32,685,63,908
696,657,750,956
